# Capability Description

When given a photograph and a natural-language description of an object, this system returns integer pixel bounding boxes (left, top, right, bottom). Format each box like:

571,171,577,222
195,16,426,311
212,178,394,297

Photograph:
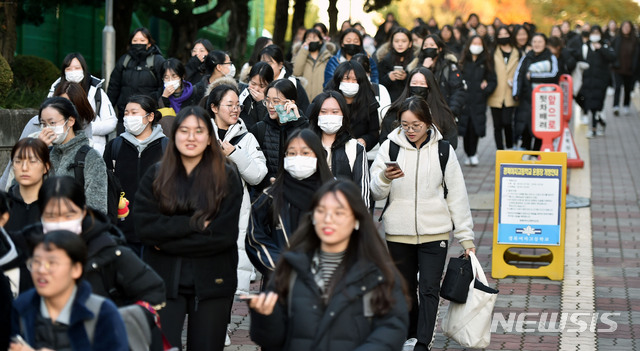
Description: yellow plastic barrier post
492,150,567,281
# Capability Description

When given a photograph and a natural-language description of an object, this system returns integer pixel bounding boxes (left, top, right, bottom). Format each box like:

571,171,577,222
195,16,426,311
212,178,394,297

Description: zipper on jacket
415,148,420,244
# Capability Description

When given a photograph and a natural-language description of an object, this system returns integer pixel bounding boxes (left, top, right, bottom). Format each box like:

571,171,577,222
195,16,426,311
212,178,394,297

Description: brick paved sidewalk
224,92,639,350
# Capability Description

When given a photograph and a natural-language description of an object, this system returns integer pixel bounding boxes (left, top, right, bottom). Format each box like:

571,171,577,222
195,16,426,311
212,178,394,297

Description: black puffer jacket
185,55,207,85
238,85,270,131
134,163,243,301
458,54,497,137
107,45,165,118
250,250,409,351
250,114,309,189
577,42,617,111
5,185,41,234
433,55,466,118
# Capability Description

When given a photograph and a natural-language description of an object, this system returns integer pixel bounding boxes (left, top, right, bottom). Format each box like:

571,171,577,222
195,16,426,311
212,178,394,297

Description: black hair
459,35,493,70
248,62,274,86
531,32,548,45
547,36,564,49
513,24,531,48
0,191,10,216
269,129,333,223
11,138,52,177
38,176,86,214
325,61,374,124
260,44,293,78
207,84,240,119
340,28,363,47
350,53,371,74
126,95,163,125
398,95,434,126
161,58,187,80
35,230,88,280
129,27,155,46
302,28,323,44
496,25,515,47
53,81,96,127
387,27,414,64
590,25,603,35
60,52,91,92
313,23,329,37
308,90,353,147
249,37,273,66
411,25,430,40
265,78,298,101
38,96,82,132
273,179,408,315
193,38,214,53
204,50,229,76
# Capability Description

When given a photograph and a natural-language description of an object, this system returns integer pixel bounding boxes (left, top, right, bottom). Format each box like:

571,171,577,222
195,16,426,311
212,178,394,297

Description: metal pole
102,0,116,89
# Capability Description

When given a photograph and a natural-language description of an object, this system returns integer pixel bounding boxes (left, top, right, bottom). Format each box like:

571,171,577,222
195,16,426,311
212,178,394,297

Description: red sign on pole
531,84,563,152
558,74,572,121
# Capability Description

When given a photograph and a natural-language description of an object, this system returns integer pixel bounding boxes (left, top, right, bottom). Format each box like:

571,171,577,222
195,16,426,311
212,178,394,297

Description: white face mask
164,79,181,90
227,64,237,78
123,114,149,136
339,82,359,97
42,217,83,235
469,45,484,55
44,121,70,145
65,70,84,83
589,35,601,43
317,115,343,135
284,156,317,180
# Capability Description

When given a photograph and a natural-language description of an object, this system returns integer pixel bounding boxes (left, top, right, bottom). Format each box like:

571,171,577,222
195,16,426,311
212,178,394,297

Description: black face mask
581,30,590,38
308,41,322,52
129,44,147,56
342,44,362,56
410,86,429,99
497,37,511,46
421,47,439,59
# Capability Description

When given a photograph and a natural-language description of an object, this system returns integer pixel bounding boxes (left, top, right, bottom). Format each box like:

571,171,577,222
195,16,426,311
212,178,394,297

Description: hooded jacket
249,250,409,351
107,45,165,117
376,43,419,102
5,185,41,235
48,76,117,155
292,41,336,101
370,127,475,249
12,280,128,351
50,130,108,215
212,118,267,293
104,125,168,244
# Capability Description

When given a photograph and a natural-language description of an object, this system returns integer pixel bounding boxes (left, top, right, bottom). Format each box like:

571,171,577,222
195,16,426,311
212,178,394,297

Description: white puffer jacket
211,117,267,293
370,126,474,247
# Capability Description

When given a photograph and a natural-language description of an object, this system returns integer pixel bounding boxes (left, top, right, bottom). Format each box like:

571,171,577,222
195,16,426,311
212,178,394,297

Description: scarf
169,80,194,113
283,172,322,231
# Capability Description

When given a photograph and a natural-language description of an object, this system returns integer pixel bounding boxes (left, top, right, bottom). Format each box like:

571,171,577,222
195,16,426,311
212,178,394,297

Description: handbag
442,251,499,349
440,255,473,303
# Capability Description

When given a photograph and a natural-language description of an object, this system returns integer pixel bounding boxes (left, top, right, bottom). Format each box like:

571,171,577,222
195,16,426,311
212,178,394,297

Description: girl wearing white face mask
260,44,311,113
103,95,168,256
325,61,380,152
308,91,370,207
158,58,202,114
36,97,109,215
458,35,497,166
197,50,238,97
36,176,166,310
247,129,332,278
47,52,117,155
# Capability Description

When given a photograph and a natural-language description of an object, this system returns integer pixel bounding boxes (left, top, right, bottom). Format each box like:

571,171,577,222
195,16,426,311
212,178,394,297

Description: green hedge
11,55,60,90
0,56,13,99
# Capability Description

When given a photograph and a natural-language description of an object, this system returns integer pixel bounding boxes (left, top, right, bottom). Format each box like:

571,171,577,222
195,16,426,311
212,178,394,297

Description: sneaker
463,157,471,166
225,328,231,346
403,338,418,351
586,130,596,139
623,106,631,115
597,124,606,136
614,106,620,116
470,155,479,166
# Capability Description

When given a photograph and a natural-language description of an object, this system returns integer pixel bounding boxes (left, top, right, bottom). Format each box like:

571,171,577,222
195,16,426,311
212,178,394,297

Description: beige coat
488,48,520,108
292,42,336,101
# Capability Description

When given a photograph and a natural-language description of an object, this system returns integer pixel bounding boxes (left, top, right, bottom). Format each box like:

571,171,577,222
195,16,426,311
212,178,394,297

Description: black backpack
70,145,123,224
378,139,450,221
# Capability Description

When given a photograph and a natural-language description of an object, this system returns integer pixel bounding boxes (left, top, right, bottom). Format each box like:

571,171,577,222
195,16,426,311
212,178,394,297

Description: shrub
0,55,13,98
10,55,60,90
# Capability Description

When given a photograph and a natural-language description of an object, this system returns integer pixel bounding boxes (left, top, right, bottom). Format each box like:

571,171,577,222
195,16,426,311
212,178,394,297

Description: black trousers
387,240,448,350
463,121,479,157
613,73,635,107
159,293,234,351
491,107,515,150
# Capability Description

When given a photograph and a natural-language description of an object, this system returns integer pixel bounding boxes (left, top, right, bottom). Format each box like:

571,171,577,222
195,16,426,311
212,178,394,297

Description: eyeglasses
401,123,425,132
26,258,66,272
263,98,289,107
313,208,354,223
12,158,43,167
39,119,67,129
221,104,243,112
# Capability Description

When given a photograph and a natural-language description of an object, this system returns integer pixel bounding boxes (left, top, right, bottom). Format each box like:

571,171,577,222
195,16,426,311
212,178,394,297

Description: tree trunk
328,0,339,37
169,17,199,61
113,0,135,58
291,0,308,37
0,1,18,64
226,0,250,61
272,0,289,48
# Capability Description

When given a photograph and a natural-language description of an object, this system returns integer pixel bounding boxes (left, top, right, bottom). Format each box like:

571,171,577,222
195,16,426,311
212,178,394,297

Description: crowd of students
0,11,636,351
